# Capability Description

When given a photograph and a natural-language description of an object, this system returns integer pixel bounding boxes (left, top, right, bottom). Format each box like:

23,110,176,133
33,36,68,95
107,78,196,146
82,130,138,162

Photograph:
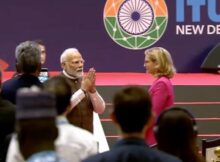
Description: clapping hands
81,68,96,93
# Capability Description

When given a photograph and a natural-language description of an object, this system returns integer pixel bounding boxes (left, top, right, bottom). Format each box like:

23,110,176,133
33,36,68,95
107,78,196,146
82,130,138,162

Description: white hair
60,48,79,63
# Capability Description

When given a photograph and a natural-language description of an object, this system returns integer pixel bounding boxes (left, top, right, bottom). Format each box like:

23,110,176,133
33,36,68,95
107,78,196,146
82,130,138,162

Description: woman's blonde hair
145,47,176,78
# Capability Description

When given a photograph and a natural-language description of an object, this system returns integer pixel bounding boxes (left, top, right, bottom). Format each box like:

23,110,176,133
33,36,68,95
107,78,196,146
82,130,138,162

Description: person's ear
153,61,159,68
61,62,66,69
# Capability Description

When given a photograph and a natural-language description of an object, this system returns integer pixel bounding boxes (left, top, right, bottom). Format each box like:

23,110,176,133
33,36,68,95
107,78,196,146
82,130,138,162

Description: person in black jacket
1,41,42,104
83,86,182,162
0,69,15,162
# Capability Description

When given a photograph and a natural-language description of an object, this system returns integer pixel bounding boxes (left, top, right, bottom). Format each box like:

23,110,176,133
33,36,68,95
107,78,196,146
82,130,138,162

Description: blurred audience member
43,76,98,162
0,69,15,162
144,47,176,145
83,86,182,162
33,40,46,65
59,48,105,133
33,40,50,83
7,87,65,162
1,41,42,104
13,39,47,78
154,107,205,162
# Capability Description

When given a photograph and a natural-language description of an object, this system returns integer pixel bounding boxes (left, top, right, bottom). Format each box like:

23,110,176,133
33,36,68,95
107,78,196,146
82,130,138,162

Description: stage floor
2,72,220,86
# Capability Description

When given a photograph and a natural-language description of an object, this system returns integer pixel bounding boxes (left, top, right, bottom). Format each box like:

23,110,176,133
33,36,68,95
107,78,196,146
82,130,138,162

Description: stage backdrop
0,0,219,72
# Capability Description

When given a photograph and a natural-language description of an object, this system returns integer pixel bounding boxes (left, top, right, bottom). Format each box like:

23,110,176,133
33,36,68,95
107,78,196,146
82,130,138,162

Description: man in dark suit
83,86,182,162
0,69,15,162
1,41,42,104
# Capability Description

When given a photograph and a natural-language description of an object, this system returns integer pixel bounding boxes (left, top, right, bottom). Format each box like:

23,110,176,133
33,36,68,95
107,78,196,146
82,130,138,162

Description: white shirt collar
62,70,80,80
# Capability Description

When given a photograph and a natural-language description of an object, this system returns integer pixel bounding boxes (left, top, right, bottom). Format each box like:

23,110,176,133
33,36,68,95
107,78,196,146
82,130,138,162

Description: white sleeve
89,91,105,114
6,134,24,162
70,89,85,109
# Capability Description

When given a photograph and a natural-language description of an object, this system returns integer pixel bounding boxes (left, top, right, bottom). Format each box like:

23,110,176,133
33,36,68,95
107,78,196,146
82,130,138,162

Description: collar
62,70,81,80
56,116,69,125
114,137,148,148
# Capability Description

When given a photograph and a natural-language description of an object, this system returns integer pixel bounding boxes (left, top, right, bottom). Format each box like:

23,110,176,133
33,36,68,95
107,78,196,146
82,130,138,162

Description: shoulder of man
151,149,182,162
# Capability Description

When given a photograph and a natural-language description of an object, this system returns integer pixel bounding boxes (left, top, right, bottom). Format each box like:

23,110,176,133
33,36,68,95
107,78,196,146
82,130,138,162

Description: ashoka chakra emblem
117,0,154,35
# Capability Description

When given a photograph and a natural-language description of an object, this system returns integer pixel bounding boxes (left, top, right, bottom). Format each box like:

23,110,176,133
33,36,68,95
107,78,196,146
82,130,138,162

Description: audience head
43,76,72,115
112,86,152,135
15,86,57,159
15,41,41,75
60,48,84,78
144,47,176,78
33,40,46,65
154,107,203,162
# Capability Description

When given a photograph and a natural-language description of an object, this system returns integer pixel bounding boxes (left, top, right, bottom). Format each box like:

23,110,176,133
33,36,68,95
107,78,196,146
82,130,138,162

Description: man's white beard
63,70,83,80
75,71,83,78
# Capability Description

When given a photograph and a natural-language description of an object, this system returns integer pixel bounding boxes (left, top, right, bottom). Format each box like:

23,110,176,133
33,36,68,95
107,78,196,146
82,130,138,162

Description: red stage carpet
2,72,220,85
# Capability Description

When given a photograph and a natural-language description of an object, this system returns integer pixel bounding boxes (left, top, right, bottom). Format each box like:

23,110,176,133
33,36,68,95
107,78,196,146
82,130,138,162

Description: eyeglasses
65,59,85,65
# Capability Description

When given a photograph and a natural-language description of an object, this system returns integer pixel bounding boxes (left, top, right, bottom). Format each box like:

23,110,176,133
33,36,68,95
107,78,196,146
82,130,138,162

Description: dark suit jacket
83,137,182,162
0,97,15,162
1,74,42,104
